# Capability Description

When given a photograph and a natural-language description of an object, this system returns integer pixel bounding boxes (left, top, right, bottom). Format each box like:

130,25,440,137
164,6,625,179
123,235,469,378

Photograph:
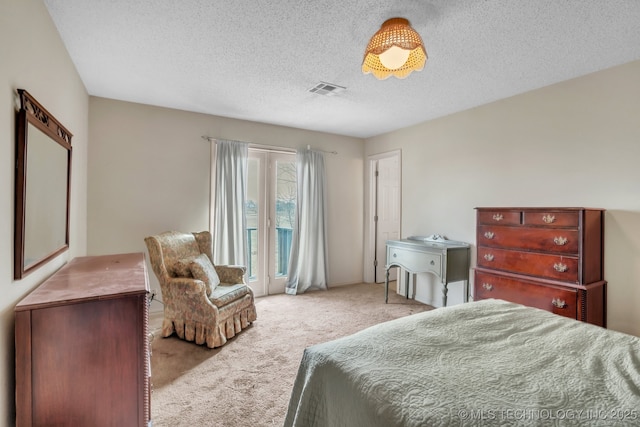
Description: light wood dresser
474,207,606,327
15,253,151,426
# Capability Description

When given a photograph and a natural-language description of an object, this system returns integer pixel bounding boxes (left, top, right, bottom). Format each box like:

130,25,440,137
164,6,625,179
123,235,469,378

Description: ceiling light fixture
362,17,427,80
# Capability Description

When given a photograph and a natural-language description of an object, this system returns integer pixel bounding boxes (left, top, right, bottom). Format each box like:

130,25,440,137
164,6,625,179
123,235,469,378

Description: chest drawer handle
492,213,504,221
430,260,435,265
483,254,494,262
482,283,493,291
553,236,568,246
393,253,397,258
552,298,567,309
542,214,556,224
484,231,495,239
553,262,568,272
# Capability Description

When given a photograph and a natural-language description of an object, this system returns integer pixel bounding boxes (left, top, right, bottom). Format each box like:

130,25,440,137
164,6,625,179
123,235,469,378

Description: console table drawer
477,226,579,253
475,270,578,319
477,247,579,282
387,247,441,276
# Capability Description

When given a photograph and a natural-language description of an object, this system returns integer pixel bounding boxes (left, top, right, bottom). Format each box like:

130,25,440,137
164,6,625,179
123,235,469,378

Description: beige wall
88,97,365,306
365,60,640,336
0,1,89,424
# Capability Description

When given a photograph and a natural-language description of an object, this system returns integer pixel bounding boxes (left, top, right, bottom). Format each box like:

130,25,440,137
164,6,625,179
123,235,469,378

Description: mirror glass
14,89,72,279
23,122,69,270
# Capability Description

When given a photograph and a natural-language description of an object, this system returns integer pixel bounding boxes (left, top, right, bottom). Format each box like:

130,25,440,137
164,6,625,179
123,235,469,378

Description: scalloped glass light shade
362,18,427,80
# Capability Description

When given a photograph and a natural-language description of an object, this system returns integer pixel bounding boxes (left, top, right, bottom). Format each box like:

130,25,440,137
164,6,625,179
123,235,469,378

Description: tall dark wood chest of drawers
15,253,151,426
474,207,606,327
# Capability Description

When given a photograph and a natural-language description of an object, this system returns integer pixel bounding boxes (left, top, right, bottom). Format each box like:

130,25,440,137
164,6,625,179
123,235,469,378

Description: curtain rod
201,136,293,153
202,136,251,145
307,144,337,155
201,136,337,155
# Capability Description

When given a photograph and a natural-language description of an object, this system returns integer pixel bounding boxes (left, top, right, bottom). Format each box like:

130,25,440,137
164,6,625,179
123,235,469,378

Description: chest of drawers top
476,207,604,227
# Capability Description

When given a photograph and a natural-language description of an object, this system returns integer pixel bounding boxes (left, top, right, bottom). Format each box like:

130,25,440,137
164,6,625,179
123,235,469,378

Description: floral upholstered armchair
144,231,257,348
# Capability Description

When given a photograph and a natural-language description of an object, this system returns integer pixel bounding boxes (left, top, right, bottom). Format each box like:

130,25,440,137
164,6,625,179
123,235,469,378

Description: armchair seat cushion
210,284,251,306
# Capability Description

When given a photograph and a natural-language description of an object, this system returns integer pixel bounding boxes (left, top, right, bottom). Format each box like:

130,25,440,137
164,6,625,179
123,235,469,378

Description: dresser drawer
387,247,442,276
475,270,578,319
477,225,579,254
523,210,579,227
477,247,578,282
477,210,521,226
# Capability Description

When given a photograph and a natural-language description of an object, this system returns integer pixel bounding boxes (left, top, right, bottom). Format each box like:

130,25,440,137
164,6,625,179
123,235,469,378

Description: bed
284,299,640,427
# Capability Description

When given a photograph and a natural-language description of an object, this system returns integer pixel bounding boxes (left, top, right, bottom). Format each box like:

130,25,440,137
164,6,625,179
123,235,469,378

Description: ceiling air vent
308,82,346,96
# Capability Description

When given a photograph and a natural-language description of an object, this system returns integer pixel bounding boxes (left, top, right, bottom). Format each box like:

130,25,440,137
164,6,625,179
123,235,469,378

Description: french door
246,150,296,297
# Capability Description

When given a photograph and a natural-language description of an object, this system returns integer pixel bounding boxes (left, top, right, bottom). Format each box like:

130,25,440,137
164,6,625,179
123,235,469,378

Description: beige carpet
149,282,433,426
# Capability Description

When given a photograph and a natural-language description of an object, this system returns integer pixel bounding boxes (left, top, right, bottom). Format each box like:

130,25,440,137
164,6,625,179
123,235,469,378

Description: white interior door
374,153,401,283
246,150,296,296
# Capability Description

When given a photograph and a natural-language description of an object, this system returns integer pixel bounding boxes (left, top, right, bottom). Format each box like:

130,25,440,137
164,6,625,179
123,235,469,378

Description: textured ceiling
44,0,640,139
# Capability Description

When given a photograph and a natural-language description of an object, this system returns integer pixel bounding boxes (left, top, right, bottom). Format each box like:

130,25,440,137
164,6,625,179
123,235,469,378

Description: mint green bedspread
284,299,640,426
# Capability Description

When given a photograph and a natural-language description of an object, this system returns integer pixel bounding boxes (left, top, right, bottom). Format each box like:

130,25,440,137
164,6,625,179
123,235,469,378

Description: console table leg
442,283,448,307
384,268,389,304
464,280,469,303
405,271,410,299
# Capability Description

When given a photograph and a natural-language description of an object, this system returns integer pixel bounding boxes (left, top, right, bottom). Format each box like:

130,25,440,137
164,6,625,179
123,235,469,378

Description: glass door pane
246,155,266,296
273,158,296,280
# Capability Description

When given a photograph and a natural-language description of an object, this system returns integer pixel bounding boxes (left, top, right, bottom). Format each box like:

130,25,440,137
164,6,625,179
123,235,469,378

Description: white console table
385,239,470,306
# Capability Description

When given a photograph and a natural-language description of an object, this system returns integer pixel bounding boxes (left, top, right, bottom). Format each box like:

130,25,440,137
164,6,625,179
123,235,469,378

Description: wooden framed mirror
14,89,73,280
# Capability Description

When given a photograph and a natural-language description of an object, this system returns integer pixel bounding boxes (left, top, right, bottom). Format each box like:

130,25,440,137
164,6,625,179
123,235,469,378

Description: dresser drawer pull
484,231,495,239
552,298,567,309
542,214,556,224
553,236,568,246
483,254,495,262
492,213,504,221
482,283,493,291
430,260,435,266
553,262,568,272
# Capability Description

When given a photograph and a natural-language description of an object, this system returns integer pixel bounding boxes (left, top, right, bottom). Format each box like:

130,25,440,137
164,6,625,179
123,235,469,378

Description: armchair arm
215,265,247,284
161,277,219,322
164,277,207,296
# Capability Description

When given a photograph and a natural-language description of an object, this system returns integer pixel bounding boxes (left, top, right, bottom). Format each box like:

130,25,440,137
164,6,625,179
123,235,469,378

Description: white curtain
286,149,328,295
212,139,248,266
